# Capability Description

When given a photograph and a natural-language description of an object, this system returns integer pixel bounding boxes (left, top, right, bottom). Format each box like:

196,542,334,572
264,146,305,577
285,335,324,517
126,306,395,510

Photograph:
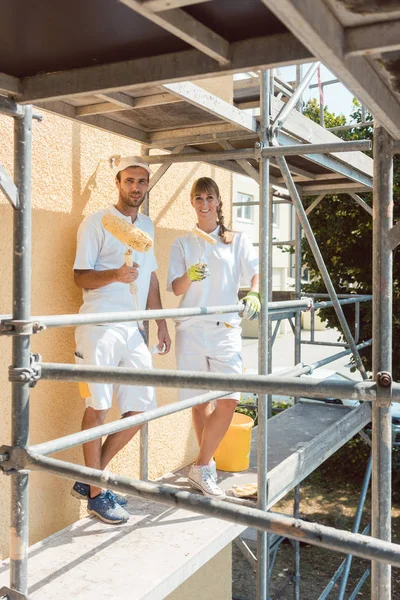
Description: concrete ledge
0,498,243,599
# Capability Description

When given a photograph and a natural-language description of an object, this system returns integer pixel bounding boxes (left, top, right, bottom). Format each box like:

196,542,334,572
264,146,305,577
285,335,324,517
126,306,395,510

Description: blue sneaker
87,491,130,524
71,481,127,506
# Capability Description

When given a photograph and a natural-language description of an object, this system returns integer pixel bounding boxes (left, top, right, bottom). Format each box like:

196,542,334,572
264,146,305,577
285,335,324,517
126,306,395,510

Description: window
273,203,279,227
236,192,254,222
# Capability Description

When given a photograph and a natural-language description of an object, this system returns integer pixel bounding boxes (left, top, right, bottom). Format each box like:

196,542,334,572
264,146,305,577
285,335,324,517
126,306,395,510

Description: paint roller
191,225,217,277
101,213,153,309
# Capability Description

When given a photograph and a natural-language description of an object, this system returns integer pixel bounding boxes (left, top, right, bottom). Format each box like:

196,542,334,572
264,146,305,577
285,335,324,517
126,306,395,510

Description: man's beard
120,190,145,208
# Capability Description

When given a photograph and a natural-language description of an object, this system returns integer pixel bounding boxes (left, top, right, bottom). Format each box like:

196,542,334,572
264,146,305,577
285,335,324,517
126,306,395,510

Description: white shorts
175,321,243,402
75,324,156,414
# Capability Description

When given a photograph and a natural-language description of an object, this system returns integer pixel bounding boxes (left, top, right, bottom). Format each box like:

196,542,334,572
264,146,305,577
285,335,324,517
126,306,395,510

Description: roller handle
124,248,139,310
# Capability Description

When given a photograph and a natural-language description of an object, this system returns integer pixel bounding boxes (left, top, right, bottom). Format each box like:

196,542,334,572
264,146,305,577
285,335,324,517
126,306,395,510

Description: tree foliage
301,98,400,380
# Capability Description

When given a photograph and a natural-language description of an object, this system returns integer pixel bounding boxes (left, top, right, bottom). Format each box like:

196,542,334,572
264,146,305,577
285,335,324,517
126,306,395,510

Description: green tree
301,99,400,380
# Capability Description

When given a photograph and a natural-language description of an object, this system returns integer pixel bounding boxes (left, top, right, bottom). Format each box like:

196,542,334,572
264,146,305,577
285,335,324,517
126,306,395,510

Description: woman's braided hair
190,177,234,244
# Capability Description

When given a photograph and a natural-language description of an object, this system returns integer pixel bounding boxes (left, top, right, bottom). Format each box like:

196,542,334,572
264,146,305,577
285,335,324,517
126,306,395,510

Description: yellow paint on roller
192,226,217,245
102,214,153,253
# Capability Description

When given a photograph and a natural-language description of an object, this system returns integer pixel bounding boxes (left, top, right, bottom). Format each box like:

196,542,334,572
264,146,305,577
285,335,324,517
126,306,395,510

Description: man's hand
116,262,139,284
240,291,261,321
156,321,171,354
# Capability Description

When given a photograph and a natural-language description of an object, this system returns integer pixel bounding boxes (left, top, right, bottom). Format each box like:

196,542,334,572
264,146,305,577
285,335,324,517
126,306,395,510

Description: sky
278,63,355,121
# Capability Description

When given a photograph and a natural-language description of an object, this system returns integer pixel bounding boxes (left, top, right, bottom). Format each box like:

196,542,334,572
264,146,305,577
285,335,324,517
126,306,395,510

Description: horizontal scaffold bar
30,339,372,457
0,299,312,331
39,363,399,403
313,295,372,310
26,452,400,568
145,140,371,165
30,390,230,455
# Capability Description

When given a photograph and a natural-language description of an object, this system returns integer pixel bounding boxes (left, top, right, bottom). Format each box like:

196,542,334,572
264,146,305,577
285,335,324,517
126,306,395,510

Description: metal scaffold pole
371,124,393,599
257,68,270,600
293,210,302,600
9,105,33,595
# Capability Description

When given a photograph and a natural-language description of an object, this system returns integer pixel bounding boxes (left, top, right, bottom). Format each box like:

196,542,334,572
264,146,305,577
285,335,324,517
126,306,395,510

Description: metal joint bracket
0,446,28,474
0,319,34,336
254,141,263,161
8,353,42,387
376,371,392,407
303,363,314,375
0,586,29,600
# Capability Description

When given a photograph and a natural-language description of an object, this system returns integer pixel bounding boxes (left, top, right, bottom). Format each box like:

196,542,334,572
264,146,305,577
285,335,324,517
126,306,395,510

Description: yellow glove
241,291,261,320
187,263,209,282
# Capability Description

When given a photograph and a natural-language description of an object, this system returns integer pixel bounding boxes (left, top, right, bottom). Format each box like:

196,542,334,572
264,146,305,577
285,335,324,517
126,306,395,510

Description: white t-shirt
167,227,259,330
74,204,158,317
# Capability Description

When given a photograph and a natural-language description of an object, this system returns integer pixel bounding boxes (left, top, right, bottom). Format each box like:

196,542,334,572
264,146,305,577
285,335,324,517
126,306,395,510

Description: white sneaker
188,464,226,499
210,458,217,483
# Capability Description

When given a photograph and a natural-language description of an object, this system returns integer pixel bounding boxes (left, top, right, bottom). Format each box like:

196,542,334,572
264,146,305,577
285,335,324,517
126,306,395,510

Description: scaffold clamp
0,586,29,600
376,371,392,407
0,319,34,336
8,353,42,387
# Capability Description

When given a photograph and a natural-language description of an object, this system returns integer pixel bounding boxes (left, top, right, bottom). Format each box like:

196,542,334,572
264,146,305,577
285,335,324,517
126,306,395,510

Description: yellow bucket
214,412,254,472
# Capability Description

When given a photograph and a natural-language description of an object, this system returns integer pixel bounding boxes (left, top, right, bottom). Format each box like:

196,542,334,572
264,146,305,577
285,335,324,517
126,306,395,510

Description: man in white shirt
72,156,171,524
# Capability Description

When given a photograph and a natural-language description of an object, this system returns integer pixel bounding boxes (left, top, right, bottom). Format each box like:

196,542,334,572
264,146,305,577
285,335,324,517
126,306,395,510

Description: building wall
167,546,232,600
231,173,293,291
0,109,231,557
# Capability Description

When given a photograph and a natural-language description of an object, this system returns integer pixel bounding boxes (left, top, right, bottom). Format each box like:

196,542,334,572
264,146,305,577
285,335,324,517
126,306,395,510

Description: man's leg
81,407,108,498
100,410,143,469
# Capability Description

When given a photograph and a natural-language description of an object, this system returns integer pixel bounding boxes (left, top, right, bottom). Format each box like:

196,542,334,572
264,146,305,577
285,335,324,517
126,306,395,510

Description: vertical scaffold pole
371,124,393,599
140,146,150,481
293,209,302,600
10,105,33,595
257,68,270,600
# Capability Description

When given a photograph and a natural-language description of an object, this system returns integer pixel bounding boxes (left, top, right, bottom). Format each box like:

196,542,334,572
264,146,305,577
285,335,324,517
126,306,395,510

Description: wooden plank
219,140,259,183
76,102,125,116
261,0,400,139
142,0,213,10
271,95,373,178
164,402,372,511
0,73,21,95
265,402,371,507
96,91,137,108
345,19,400,57
19,34,313,103
149,123,256,147
34,101,149,144
278,131,373,189
163,81,257,132
119,0,230,64
97,91,181,109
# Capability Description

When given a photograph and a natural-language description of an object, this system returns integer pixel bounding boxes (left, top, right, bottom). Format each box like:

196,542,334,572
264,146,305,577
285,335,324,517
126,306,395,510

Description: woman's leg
195,398,237,465
192,402,213,446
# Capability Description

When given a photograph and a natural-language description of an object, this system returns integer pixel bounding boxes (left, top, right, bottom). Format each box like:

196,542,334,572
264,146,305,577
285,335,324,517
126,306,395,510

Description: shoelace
201,467,220,492
103,490,117,508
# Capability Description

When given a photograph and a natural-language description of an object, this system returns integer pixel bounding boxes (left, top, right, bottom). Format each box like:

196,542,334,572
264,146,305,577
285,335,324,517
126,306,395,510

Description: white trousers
175,321,243,402
75,324,156,414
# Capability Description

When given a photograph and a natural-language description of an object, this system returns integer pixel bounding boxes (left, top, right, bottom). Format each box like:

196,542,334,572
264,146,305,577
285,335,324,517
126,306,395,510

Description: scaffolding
0,2,399,599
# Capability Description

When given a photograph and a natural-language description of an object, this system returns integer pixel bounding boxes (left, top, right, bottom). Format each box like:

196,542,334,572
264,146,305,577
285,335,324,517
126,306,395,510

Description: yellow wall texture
166,546,232,600
0,103,232,559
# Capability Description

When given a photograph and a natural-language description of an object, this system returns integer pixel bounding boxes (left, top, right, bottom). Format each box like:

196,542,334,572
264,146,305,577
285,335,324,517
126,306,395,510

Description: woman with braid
167,177,260,498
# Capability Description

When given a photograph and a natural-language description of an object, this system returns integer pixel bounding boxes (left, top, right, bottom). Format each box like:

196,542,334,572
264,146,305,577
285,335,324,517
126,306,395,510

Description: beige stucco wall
167,546,232,600
0,107,232,558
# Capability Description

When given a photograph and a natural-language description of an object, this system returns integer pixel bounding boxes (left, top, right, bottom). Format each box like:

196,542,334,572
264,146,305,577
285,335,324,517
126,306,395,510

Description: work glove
187,263,209,282
240,291,261,321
